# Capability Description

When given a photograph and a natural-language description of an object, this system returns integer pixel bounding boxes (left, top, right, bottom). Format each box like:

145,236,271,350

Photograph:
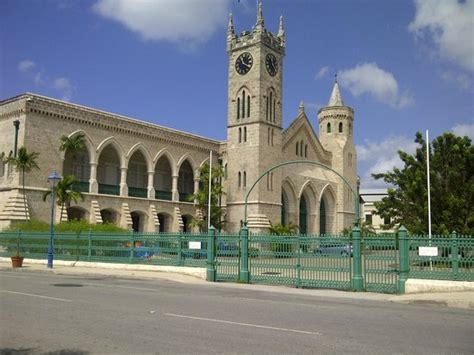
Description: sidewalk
1,258,473,309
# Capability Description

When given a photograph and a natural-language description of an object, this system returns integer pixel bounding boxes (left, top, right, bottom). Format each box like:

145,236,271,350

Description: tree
42,175,85,221
373,132,473,235
189,163,225,231
7,146,40,221
269,223,298,235
59,133,86,154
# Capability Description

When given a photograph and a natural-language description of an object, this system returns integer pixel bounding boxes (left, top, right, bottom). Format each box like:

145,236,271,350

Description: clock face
235,52,253,75
265,53,278,76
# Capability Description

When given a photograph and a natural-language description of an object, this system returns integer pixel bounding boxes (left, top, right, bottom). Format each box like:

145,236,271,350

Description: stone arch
319,183,337,235
153,149,177,176
281,177,298,227
100,208,120,225
96,137,126,168
157,212,172,233
67,206,89,222
298,181,318,234
65,130,96,163
62,131,93,189
177,156,195,202
126,143,153,172
181,214,193,233
130,210,148,232
177,154,197,177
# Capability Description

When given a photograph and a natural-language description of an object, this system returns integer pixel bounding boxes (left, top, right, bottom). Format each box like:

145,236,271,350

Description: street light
47,171,62,268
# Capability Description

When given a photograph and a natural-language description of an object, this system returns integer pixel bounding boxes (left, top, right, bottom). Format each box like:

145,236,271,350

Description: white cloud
452,121,474,139
17,60,74,101
357,135,418,188
409,0,474,73
315,66,330,80
18,60,35,73
440,71,472,90
93,0,229,48
338,63,415,109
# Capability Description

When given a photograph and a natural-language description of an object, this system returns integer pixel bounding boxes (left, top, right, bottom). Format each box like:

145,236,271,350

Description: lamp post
13,120,20,157
47,171,62,268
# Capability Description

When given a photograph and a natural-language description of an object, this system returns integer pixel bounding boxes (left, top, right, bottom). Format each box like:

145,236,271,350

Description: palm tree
59,133,86,154
42,175,84,221
7,146,40,221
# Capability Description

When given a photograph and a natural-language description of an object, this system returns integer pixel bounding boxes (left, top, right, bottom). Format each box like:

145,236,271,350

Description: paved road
1,270,473,354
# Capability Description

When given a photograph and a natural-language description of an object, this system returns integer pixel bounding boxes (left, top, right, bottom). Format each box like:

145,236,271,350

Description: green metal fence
248,234,352,290
408,233,473,281
215,233,240,281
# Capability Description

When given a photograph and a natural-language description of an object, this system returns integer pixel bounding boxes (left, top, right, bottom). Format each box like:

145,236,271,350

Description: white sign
419,246,438,257
189,241,202,250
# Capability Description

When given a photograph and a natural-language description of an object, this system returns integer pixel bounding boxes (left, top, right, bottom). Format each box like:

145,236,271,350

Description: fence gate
363,235,399,293
215,233,240,282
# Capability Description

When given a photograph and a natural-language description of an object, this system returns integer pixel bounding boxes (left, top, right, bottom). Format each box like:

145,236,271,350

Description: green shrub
5,219,127,233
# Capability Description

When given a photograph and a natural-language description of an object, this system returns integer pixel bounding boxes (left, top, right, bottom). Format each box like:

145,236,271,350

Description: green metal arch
244,160,360,227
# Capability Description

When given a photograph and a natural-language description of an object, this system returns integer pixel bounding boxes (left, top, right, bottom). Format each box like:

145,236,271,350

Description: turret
277,15,285,46
255,0,265,31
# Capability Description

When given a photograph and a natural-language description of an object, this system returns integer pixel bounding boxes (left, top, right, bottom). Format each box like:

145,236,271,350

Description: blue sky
1,0,473,188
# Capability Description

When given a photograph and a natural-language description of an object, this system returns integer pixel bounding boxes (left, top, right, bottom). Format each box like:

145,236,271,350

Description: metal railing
71,181,90,193
98,183,120,196
128,187,147,198
155,190,172,201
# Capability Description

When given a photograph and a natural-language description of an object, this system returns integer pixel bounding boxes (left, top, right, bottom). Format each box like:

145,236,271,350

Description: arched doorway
67,206,87,221
178,160,194,202
299,195,307,235
281,192,288,227
182,215,192,233
100,209,119,225
320,198,326,235
131,211,147,232
127,151,148,198
63,143,90,193
157,213,172,232
97,145,121,195
154,155,173,200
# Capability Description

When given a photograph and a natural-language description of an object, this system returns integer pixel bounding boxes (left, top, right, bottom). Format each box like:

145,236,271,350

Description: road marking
0,290,72,302
164,313,321,336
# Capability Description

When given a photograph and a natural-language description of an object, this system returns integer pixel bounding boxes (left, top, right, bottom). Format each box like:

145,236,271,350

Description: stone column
120,167,128,196
172,174,179,201
147,171,155,199
89,162,98,194
194,178,200,204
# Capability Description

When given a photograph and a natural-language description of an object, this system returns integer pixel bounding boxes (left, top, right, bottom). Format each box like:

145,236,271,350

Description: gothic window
247,95,250,117
273,98,276,122
243,127,247,142
300,140,304,157
296,142,299,156
239,128,242,143
304,145,308,158
238,172,241,188
271,129,274,146
269,91,273,120
339,122,343,133
242,90,246,118
266,96,269,120
268,127,271,145
237,98,240,119
243,171,247,188
327,122,331,133
270,172,273,191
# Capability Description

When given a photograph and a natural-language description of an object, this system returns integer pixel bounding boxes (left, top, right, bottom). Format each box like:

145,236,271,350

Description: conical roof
328,80,344,106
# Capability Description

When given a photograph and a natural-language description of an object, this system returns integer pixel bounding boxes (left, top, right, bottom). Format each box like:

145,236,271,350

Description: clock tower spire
224,1,286,231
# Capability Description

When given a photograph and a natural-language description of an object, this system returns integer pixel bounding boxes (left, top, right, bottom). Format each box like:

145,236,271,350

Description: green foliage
59,133,86,152
373,132,473,235
269,223,298,235
6,146,40,223
342,222,377,236
43,175,84,217
189,163,226,231
5,219,127,233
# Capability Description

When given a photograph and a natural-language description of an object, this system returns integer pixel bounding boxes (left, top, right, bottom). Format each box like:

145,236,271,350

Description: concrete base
405,279,474,294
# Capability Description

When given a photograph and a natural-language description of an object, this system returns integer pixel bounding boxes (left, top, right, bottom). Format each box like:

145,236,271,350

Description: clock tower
225,1,286,231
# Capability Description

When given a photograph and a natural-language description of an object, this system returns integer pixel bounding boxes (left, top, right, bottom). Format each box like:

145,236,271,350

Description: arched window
269,91,273,120
238,128,242,143
304,144,308,158
327,122,331,133
296,143,299,156
271,129,274,146
238,172,241,188
242,90,246,118
237,98,240,119
300,140,304,156
243,171,247,187
273,98,276,122
243,127,247,142
270,172,273,190
266,96,269,120
268,127,271,145
247,95,250,117
339,122,343,133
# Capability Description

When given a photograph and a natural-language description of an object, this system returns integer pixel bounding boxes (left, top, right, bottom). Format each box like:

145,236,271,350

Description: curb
405,279,474,294
0,257,207,280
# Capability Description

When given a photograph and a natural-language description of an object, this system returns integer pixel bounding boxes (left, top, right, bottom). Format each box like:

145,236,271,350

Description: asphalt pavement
1,266,473,354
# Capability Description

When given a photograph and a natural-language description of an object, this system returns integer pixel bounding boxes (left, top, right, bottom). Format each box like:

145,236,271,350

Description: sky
1,0,473,188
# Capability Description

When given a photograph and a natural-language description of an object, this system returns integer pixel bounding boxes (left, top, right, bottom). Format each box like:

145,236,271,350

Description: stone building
0,2,357,233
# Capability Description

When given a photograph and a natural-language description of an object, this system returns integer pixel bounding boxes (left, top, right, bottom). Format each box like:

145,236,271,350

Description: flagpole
208,150,213,230
426,130,432,238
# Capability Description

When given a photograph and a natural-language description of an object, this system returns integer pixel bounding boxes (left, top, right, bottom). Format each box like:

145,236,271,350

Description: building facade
0,2,357,233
